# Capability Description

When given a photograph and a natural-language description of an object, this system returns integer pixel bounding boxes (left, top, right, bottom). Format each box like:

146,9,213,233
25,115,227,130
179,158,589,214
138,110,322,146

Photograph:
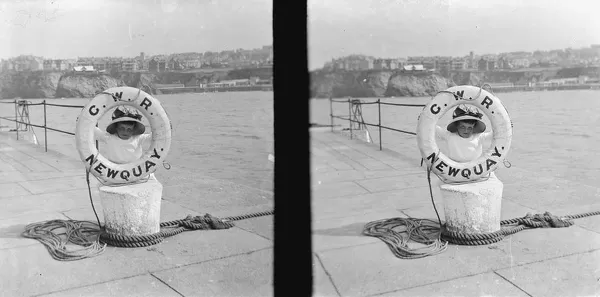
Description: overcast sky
2,0,600,70
309,0,600,69
0,0,272,59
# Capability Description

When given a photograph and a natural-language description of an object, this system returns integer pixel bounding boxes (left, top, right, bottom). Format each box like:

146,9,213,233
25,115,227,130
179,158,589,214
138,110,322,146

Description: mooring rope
22,220,106,261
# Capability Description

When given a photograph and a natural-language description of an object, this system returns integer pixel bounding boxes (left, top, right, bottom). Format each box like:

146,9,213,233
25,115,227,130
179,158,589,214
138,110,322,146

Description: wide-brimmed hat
106,107,145,135
446,105,486,134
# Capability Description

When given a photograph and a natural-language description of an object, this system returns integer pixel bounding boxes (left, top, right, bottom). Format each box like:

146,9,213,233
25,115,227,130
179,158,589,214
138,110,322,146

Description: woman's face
457,122,475,138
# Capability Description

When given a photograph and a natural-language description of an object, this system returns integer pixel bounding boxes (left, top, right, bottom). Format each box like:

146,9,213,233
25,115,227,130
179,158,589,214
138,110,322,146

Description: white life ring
416,85,512,183
75,87,172,185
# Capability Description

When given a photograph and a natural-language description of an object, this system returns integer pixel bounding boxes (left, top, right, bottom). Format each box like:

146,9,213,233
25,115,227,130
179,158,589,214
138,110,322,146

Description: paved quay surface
311,128,600,297
0,132,276,297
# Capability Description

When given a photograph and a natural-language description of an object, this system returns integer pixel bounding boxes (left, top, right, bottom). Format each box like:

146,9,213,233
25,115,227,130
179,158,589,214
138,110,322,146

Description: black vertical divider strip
273,0,313,296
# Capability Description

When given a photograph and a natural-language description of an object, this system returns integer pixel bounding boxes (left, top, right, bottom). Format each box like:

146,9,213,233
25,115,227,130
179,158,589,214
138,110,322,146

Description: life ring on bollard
75,87,172,185
416,85,512,183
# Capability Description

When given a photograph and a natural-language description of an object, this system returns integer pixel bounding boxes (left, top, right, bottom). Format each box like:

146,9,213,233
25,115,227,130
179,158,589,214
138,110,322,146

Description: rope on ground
21,209,274,260
363,210,598,259
21,220,106,261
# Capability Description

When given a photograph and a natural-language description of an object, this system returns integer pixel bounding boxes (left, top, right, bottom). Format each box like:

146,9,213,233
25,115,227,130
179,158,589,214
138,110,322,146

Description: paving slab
311,145,338,158
162,178,272,214
0,152,33,173
0,182,31,198
355,174,429,193
317,150,369,172
18,174,100,195
0,161,18,172
313,254,341,297
501,173,600,211
0,188,102,220
317,223,600,297
494,167,541,185
0,169,83,184
0,211,69,250
312,163,339,173
326,147,395,171
0,228,272,297
312,180,371,199
376,272,529,297
233,215,273,241
362,167,424,178
495,249,600,297
312,170,366,185
312,209,407,252
312,187,432,221
317,242,481,297
152,248,273,297
313,141,370,171
1,150,60,172
320,159,355,171
320,141,420,166
35,158,84,172
37,274,181,297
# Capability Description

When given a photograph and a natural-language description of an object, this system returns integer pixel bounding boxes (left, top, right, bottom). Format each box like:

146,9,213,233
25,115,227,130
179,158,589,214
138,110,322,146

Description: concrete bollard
99,175,162,236
439,174,503,234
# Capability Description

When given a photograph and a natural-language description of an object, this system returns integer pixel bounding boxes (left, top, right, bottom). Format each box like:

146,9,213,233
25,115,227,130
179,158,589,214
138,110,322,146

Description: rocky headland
0,67,273,99
310,66,600,98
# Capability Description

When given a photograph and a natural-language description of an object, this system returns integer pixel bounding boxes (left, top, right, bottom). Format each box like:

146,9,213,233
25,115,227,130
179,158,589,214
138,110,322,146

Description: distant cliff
0,67,273,99
55,74,127,98
311,66,600,98
0,71,63,99
310,70,453,98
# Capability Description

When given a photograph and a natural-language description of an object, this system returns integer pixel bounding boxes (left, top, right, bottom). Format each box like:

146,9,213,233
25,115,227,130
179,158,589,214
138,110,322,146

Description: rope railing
0,99,84,152
329,97,425,150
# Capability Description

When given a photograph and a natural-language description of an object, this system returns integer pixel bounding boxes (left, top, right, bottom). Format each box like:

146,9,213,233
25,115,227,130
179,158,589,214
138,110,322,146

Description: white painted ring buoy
416,85,512,183
75,87,172,184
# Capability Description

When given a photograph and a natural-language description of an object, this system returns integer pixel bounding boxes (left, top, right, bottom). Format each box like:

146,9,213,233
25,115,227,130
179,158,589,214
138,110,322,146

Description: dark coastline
486,84,600,94
310,83,600,99
155,85,273,94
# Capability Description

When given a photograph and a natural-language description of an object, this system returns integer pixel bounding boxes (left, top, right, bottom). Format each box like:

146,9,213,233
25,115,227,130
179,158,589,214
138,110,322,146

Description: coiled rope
22,208,274,261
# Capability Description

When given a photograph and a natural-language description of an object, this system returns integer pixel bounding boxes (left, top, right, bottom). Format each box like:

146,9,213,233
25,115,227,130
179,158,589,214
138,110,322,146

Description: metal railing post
348,98,353,140
43,100,48,152
14,100,18,140
378,99,382,151
329,97,333,132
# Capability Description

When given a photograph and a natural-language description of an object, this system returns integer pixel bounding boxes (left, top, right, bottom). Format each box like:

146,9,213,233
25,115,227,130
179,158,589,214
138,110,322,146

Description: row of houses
202,77,272,88
485,76,599,88
1,45,274,73
325,49,600,73
0,56,77,72
151,77,273,89
1,54,273,73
